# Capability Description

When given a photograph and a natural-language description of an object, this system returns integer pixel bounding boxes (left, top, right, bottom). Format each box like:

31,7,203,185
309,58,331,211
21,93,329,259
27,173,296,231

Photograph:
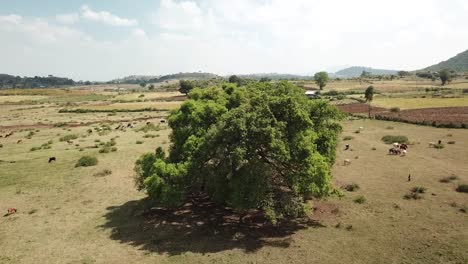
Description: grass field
1,87,467,264
372,96,468,109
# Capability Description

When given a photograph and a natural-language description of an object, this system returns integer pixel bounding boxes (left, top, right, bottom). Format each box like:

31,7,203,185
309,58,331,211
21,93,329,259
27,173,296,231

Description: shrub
371,147,377,150
93,169,112,177
30,147,41,151
456,184,468,193
381,135,409,144
137,123,161,133
343,136,354,141
434,143,444,149
403,192,423,200
440,175,458,183
59,134,78,142
110,147,117,152
0,144,3,148
75,156,98,167
390,107,400,113
386,126,394,130
143,134,159,138
447,141,455,144
343,183,360,192
354,130,360,134
136,140,144,144
411,186,427,194
354,196,366,204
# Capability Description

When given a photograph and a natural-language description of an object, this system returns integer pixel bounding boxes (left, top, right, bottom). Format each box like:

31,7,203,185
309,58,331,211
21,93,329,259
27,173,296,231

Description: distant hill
111,72,220,84
334,67,398,78
237,73,313,80
422,49,468,72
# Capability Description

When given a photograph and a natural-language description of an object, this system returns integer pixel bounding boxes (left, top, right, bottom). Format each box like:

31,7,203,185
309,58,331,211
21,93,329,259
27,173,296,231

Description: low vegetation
75,156,98,167
440,175,458,183
381,135,409,144
343,183,360,192
354,196,366,204
93,169,112,177
59,134,78,142
456,184,468,193
343,136,354,141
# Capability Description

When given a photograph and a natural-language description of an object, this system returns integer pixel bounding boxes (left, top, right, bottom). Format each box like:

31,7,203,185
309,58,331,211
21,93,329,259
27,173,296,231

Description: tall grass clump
381,135,409,144
75,156,98,167
456,184,468,193
59,134,78,142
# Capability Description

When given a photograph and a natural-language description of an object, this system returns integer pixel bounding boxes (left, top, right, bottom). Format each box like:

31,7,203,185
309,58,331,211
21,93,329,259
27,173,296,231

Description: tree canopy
365,86,375,118
438,69,452,85
135,81,343,223
313,72,329,90
179,80,195,95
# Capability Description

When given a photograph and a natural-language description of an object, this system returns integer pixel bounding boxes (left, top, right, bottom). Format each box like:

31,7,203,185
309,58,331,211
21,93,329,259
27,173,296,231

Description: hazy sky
1,0,468,81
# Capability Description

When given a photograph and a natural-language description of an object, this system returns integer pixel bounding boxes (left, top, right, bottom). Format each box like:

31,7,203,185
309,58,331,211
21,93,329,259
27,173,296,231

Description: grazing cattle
408,174,411,181
0,135,3,138
48,157,56,163
160,119,166,123
17,140,22,144
389,148,401,155
359,126,364,130
146,121,151,125
438,140,442,145
345,144,350,150
343,159,351,166
399,144,408,150
115,125,121,130
5,208,17,216
127,123,132,127
401,149,407,156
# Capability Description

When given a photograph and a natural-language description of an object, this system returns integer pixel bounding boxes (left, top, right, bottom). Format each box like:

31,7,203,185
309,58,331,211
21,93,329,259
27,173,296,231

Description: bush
390,107,400,113
75,156,98,167
411,186,427,194
0,144,3,148
447,141,455,144
456,184,468,193
343,183,360,192
59,134,78,142
381,135,409,144
137,123,161,133
404,192,423,200
386,126,394,130
343,136,354,141
136,140,144,144
354,130,360,134
143,134,159,138
30,147,41,151
354,196,366,204
434,143,444,149
440,175,458,183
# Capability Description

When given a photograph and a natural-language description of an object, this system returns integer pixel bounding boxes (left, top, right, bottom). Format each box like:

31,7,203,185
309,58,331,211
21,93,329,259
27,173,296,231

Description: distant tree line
0,74,97,89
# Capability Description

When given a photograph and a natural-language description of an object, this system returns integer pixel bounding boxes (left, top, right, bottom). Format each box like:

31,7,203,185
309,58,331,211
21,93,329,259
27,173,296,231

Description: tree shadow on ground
100,193,324,255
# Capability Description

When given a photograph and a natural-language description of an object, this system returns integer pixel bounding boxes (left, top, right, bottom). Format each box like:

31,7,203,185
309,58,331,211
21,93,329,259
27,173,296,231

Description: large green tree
314,72,329,90
438,69,451,86
179,80,194,95
135,81,343,223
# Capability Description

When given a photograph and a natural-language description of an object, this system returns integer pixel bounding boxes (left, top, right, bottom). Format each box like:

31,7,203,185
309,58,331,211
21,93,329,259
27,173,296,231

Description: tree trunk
368,103,371,118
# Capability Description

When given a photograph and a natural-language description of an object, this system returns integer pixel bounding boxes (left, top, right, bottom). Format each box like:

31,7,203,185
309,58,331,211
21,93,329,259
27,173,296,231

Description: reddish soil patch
336,103,386,114
376,107,468,126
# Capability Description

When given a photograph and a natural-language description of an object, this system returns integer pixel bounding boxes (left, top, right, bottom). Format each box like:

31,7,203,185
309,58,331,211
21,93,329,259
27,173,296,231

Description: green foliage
179,80,194,95
314,72,329,90
75,156,98,167
136,123,161,133
411,186,427,194
228,75,243,86
456,184,468,193
59,134,78,142
134,81,343,222
438,69,451,85
354,196,366,204
381,135,409,144
148,84,155,90
365,86,374,102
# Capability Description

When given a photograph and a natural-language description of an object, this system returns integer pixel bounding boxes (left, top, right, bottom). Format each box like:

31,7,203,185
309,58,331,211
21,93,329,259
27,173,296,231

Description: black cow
48,157,56,163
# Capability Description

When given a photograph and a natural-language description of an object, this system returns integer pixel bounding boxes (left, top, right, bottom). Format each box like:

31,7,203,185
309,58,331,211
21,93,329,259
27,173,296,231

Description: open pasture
0,88,467,264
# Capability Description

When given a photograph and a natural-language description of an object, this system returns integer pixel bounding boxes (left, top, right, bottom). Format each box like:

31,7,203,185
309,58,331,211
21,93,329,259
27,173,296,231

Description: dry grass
372,96,468,109
0,89,467,264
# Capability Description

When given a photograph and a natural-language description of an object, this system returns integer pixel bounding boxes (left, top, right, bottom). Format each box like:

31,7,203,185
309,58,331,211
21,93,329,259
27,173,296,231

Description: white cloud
56,13,79,24
132,28,147,37
1,0,468,81
80,5,137,27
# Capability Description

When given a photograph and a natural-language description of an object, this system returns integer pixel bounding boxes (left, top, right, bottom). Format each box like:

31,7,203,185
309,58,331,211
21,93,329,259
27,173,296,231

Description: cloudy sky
1,0,468,81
